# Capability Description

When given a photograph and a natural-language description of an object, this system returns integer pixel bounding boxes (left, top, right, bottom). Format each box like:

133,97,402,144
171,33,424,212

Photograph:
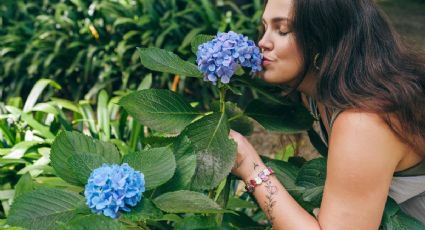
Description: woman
230,0,425,229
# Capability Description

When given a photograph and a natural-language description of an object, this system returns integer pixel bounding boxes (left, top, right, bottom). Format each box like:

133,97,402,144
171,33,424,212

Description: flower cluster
196,31,262,84
84,163,145,218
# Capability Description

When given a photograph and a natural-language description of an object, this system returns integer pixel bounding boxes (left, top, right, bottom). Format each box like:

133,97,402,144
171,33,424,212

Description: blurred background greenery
0,0,424,221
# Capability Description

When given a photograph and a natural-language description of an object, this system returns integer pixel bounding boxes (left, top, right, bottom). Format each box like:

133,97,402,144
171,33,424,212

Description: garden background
0,0,424,229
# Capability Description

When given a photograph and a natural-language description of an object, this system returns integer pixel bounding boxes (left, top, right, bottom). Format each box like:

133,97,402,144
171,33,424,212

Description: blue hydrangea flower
196,31,262,84
84,163,145,219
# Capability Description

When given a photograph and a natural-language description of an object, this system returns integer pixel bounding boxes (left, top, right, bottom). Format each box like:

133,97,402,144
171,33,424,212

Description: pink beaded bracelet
245,167,274,193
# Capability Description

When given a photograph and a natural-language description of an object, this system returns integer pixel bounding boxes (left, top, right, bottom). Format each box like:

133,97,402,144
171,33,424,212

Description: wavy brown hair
264,0,425,155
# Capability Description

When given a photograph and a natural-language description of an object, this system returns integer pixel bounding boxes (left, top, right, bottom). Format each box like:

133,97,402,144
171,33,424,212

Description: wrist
244,166,275,193
239,157,266,181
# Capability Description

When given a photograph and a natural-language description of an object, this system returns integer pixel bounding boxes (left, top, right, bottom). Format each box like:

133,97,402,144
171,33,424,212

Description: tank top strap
394,160,425,177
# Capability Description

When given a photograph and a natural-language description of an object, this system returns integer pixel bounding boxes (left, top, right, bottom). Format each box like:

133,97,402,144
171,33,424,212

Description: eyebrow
262,17,290,24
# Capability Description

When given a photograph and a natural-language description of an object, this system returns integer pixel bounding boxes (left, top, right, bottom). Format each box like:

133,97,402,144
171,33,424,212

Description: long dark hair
284,0,425,155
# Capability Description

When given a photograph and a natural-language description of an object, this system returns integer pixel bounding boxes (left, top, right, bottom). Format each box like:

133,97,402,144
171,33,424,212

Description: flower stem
219,86,226,113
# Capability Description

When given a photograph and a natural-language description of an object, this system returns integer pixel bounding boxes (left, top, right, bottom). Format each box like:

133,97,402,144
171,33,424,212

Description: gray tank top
306,95,425,224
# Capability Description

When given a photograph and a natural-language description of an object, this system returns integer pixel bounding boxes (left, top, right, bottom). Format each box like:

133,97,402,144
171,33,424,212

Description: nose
258,32,273,52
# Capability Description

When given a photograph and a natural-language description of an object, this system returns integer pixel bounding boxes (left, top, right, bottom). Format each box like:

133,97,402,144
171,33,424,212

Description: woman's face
259,0,304,85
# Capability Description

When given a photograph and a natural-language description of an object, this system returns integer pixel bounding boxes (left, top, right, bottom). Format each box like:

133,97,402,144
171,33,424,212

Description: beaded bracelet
245,167,274,193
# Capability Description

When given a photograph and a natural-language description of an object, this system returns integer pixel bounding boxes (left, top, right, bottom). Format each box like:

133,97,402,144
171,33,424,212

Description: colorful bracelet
245,167,274,193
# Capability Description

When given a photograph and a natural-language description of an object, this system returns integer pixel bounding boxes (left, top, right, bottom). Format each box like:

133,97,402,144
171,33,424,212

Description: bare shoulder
329,109,407,178
331,109,408,157
318,110,407,229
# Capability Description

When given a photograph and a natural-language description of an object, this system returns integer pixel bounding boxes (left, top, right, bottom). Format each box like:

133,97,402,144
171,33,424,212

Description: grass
378,0,425,50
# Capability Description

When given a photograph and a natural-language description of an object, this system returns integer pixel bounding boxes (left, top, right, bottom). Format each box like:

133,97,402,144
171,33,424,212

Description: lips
262,57,273,66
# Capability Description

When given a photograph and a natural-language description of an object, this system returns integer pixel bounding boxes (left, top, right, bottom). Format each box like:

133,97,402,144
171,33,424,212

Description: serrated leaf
68,153,105,184
121,198,163,222
138,47,201,77
161,136,197,191
123,147,176,190
245,100,314,133
7,188,84,230
191,34,215,54
153,190,223,213
119,89,202,134
182,113,237,190
50,131,121,186
60,214,124,230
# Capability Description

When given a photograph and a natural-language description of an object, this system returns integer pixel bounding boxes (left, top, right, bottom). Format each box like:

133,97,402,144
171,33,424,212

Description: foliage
1,6,424,227
0,0,264,102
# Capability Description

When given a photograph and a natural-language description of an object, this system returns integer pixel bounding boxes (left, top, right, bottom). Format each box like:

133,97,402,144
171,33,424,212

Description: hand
229,130,266,180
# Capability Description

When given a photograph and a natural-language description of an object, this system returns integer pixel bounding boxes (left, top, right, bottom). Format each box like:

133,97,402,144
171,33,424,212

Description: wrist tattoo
264,180,277,225
253,162,259,170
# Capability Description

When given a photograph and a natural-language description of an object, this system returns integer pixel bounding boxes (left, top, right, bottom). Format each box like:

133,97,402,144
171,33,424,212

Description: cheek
263,40,304,84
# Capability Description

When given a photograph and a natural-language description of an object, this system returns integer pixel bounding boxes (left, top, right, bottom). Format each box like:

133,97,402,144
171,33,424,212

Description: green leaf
14,173,34,199
295,158,326,188
60,214,124,230
123,147,176,190
5,106,55,139
295,158,326,206
119,89,202,134
226,196,257,209
79,101,97,137
191,34,215,54
302,186,324,203
7,188,84,230
182,113,237,190
97,90,110,141
51,98,80,113
245,100,314,133
381,198,425,229
265,158,302,197
23,79,61,113
137,74,152,90
175,215,217,230
50,131,121,186
121,198,163,222
212,101,253,136
179,27,206,53
153,190,224,213
161,136,197,191
223,212,264,230
68,153,106,184
3,141,43,159
138,47,202,78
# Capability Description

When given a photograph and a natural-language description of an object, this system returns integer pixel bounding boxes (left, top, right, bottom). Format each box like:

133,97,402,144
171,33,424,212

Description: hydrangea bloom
84,163,145,218
196,31,262,84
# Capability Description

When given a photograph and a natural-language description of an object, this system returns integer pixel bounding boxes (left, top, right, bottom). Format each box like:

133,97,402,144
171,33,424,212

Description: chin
261,71,297,85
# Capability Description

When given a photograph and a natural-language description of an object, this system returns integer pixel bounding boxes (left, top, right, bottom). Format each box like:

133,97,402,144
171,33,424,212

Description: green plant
0,0,264,102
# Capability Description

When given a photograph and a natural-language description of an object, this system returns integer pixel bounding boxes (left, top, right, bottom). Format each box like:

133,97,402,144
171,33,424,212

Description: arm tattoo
264,180,277,225
253,162,259,170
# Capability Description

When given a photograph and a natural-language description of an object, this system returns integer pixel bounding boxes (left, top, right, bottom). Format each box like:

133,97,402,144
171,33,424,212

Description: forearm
243,162,322,230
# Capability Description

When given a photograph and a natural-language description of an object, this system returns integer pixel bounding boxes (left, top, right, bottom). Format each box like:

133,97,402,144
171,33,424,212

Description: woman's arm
230,110,407,229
